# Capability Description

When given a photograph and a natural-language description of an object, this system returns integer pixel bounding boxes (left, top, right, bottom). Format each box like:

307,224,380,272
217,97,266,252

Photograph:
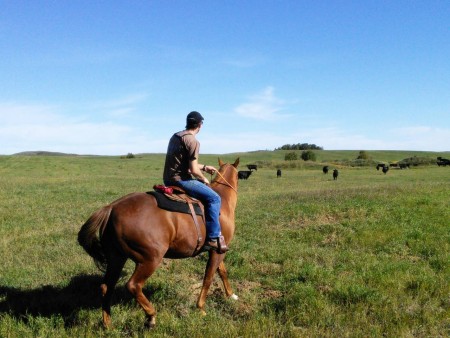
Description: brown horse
78,158,240,328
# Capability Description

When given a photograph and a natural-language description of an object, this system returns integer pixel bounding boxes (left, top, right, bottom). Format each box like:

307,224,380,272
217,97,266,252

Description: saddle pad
147,191,203,216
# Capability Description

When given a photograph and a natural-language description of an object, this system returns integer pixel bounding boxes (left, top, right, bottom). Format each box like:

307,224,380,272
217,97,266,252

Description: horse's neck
220,196,236,217
213,185,237,218
217,190,236,235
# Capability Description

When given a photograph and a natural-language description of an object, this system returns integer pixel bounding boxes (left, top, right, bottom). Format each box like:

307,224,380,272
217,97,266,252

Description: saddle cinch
147,185,205,252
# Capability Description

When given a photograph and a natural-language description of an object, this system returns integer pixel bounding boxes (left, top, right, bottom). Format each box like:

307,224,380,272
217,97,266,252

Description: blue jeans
164,179,222,239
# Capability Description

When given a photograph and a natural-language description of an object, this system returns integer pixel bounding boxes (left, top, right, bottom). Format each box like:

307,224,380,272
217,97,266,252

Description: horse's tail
77,205,112,272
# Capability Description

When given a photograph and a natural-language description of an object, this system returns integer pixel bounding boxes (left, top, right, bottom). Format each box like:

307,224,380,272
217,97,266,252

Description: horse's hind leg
126,259,161,328
101,254,127,329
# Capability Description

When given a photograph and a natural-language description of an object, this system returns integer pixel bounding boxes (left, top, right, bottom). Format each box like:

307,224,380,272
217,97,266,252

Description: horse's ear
218,158,224,167
233,157,240,168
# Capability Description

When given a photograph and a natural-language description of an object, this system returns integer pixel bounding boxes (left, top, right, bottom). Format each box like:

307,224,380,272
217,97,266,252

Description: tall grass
0,153,448,337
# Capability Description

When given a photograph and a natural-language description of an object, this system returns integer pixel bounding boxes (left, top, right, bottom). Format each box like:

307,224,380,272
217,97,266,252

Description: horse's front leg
196,251,224,315
217,261,239,300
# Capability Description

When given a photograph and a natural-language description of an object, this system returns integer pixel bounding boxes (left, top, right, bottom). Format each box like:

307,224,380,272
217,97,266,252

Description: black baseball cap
186,111,204,124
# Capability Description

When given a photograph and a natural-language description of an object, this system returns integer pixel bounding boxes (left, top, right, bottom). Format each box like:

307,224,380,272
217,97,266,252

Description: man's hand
203,165,217,175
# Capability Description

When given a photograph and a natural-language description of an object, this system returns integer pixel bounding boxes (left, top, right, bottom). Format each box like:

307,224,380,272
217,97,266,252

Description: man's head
186,111,204,130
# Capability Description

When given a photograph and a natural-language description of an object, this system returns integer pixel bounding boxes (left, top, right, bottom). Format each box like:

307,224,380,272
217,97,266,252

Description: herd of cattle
238,165,340,180
237,157,448,181
375,157,449,172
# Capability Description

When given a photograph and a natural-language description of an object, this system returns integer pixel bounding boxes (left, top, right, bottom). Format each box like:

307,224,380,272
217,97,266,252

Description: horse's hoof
230,293,239,301
145,323,156,329
145,316,156,329
199,309,207,316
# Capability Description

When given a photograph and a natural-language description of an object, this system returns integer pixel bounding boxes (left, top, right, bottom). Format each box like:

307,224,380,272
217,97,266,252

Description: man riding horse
163,111,229,253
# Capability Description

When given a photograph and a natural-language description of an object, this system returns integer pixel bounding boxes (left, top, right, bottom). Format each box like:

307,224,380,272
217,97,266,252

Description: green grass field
0,151,449,337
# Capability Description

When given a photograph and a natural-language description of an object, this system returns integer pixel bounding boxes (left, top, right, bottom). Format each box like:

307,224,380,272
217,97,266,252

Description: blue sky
1,1,449,155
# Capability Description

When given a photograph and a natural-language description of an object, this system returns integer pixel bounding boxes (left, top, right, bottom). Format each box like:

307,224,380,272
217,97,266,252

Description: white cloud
0,101,156,155
222,55,266,68
393,126,433,136
1,100,448,155
200,128,391,153
387,126,450,151
89,93,149,118
200,131,287,154
0,102,63,124
92,93,149,109
234,87,290,121
306,128,390,150
290,126,450,151
202,125,450,154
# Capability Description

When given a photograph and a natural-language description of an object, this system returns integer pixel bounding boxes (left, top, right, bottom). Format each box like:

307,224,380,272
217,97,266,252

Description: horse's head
212,158,239,194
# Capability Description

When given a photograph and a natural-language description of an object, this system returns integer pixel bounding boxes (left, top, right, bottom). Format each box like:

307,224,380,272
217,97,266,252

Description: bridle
212,165,238,193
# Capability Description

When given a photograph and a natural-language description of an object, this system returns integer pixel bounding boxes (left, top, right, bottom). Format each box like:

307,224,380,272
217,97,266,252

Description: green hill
7,149,449,169
13,151,79,156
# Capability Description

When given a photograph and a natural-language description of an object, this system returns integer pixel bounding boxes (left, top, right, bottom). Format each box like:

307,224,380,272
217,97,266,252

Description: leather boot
218,235,229,253
205,239,220,251
205,236,229,254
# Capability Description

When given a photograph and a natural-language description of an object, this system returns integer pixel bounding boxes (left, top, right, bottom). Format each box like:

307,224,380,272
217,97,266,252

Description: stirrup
204,236,229,254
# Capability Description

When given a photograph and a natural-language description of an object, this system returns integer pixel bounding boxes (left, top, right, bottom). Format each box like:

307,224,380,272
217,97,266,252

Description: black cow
382,166,389,174
238,170,252,180
277,169,281,178
376,164,386,171
247,164,258,171
437,157,450,166
333,169,339,180
323,166,329,174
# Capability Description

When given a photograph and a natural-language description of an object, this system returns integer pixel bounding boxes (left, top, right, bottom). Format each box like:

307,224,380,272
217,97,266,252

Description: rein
212,167,238,193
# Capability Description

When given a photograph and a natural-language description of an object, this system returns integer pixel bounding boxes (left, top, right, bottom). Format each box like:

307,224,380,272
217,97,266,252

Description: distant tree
356,151,370,160
301,150,316,161
126,152,135,159
285,152,298,161
276,143,323,150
